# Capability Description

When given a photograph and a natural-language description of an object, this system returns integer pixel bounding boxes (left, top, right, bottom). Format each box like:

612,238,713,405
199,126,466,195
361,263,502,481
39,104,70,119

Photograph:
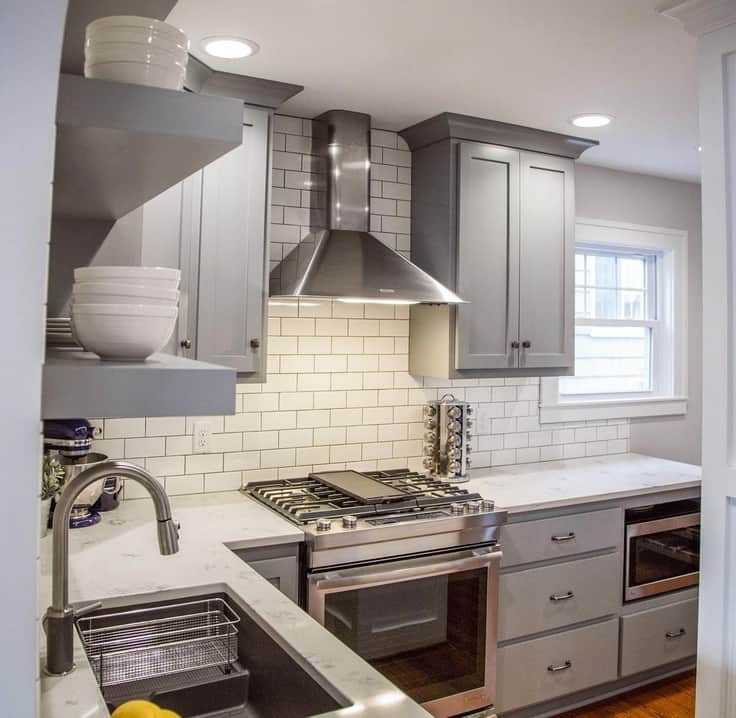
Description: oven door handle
308,546,502,593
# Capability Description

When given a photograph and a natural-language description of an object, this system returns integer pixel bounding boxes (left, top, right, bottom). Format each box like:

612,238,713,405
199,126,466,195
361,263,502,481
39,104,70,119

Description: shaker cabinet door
518,151,575,370
197,107,270,374
455,142,520,370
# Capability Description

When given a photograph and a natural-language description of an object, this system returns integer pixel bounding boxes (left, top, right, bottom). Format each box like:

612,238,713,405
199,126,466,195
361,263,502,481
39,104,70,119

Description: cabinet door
518,152,575,369
197,106,270,373
455,142,520,370
140,173,202,357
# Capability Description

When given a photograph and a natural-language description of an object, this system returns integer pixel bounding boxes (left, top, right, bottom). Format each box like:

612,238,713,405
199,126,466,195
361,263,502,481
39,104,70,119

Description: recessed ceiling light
570,113,613,128
201,36,259,59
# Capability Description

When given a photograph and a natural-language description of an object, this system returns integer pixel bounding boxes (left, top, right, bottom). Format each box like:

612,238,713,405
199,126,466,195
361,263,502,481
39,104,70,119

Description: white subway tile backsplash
98,121,627,499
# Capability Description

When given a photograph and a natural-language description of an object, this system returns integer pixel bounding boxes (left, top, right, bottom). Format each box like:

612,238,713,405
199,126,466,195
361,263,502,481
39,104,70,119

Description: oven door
307,545,501,718
625,513,700,601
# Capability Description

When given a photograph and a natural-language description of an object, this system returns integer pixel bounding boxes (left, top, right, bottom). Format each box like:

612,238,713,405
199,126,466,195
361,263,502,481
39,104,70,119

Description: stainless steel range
246,468,507,718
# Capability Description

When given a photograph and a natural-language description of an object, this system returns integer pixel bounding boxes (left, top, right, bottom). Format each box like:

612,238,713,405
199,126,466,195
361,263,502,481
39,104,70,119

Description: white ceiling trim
660,0,736,36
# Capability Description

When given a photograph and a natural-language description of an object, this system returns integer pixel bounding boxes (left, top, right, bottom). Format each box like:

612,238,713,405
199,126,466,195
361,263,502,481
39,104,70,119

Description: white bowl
72,304,178,361
86,16,188,47
74,266,181,290
84,60,185,90
73,282,180,306
86,41,189,65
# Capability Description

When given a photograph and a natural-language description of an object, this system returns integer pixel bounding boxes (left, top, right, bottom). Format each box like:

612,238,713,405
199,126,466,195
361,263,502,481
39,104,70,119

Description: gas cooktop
245,468,489,524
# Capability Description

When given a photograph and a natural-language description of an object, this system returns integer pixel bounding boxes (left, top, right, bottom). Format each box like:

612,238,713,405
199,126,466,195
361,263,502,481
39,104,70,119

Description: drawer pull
547,660,572,673
666,628,687,639
550,591,575,602
551,532,576,542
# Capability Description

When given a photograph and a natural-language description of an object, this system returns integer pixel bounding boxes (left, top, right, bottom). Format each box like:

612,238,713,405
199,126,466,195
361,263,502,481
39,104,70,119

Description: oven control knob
481,499,496,512
316,518,332,532
467,500,482,513
342,515,358,529
450,502,465,515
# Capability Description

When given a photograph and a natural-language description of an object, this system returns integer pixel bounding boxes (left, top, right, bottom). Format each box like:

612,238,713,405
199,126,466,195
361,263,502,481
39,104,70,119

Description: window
540,219,688,423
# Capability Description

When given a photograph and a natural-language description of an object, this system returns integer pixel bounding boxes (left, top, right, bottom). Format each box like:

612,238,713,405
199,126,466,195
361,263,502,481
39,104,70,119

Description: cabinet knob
250,338,261,349
522,340,531,349
180,339,192,349
511,340,520,349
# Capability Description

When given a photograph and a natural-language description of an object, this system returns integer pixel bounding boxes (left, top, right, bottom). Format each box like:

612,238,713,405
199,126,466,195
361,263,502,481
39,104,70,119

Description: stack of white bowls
84,16,189,91
72,267,180,361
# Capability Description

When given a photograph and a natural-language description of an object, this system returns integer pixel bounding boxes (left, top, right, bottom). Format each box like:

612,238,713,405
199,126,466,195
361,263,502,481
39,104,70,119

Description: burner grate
245,469,483,525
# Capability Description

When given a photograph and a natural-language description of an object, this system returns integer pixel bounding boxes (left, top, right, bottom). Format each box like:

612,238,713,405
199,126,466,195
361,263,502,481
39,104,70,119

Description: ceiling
170,0,701,182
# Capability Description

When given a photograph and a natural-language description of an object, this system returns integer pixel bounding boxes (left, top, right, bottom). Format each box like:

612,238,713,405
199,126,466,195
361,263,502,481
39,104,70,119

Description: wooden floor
557,673,695,718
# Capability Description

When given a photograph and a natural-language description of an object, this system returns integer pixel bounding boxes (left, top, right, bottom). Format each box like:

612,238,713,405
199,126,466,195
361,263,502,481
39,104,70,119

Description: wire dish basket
76,597,240,688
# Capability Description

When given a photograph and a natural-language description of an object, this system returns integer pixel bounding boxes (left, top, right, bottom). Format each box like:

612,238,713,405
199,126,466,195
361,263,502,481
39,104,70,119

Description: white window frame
540,218,688,424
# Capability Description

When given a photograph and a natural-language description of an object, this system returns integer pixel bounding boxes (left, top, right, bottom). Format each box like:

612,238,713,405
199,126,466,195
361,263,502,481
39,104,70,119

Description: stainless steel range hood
269,110,463,304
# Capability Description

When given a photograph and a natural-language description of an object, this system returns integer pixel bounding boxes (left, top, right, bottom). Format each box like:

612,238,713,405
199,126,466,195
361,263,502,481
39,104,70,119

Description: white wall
576,164,702,466
0,2,66,715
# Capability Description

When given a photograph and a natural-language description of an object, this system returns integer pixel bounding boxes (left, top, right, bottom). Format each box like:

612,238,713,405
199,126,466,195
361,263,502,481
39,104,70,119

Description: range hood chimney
269,110,463,304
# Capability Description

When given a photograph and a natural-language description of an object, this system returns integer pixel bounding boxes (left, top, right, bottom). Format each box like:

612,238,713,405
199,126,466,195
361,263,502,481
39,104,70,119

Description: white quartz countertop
38,491,432,718
467,452,700,513
38,453,700,718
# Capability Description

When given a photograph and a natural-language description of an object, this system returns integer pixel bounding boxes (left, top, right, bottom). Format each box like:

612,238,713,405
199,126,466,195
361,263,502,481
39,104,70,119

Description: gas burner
245,468,485,525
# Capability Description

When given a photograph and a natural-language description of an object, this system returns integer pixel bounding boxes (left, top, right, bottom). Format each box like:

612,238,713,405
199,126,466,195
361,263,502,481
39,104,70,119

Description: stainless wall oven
624,499,700,602
308,544,501,718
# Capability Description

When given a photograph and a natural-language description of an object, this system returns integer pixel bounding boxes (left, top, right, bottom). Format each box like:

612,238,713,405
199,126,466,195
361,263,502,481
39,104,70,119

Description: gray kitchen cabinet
401,113,592,379
494,489,699,717
455,143,520,370
496,619,619,713
620,598,698,677
498,552,620,642
136,106,272,379
233,543,300,603
518,151,575,369
195,107,270,373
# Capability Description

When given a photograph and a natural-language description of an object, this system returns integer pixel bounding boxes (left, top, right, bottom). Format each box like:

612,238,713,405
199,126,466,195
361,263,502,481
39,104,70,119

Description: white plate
86,41,189,65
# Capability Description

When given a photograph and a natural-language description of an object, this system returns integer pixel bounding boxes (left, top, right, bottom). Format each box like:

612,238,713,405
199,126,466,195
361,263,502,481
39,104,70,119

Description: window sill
539,396,688,424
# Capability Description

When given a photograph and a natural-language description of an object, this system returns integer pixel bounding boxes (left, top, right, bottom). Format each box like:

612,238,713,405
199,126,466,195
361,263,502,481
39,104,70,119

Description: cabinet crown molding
660,0,736,36
399,112,598,159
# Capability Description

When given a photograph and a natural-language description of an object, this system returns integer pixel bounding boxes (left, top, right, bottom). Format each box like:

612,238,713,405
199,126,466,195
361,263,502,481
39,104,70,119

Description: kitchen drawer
496,618,618,713
501,507,621,567
620,598,698,676
498,552,620,641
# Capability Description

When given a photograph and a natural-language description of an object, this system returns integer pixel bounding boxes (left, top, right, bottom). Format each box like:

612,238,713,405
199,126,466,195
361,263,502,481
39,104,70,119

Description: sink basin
74,591,343,718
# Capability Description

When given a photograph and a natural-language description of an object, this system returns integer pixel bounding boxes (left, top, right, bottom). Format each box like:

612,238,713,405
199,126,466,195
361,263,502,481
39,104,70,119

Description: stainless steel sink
74,591,343,718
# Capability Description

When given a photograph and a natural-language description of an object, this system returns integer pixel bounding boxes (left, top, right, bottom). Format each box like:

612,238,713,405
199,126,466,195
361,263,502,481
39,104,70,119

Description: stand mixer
43,419,121,528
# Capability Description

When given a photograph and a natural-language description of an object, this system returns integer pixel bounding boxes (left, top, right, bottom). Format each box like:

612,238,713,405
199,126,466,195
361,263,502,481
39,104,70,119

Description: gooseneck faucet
45,461,180,675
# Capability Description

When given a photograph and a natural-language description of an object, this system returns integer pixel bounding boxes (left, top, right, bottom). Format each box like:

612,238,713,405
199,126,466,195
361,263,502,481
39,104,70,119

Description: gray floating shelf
43,349,236,419
53,74,244,221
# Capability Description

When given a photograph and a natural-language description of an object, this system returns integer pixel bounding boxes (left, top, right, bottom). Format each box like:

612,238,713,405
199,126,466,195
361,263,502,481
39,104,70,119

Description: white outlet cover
193,420,211,453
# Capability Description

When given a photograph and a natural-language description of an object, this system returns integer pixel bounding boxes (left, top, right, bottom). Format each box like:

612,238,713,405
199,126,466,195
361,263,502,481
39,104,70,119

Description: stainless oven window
322,566,487,705
628,525,700,589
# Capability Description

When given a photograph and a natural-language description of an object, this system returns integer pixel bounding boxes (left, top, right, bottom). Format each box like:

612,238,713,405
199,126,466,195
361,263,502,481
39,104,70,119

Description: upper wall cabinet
400,113,595,379
138,106,271,379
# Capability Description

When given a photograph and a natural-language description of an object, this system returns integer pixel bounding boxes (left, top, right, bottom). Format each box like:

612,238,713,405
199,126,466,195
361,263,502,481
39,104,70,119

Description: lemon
111,701,162,718
159,711,181,718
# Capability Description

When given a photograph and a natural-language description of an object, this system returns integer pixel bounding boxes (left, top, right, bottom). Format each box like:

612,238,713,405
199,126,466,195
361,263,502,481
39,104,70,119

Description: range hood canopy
269,110,464,304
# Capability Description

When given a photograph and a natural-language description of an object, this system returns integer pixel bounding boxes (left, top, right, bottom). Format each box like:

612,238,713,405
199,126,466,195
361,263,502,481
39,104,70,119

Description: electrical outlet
193,421,211,453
